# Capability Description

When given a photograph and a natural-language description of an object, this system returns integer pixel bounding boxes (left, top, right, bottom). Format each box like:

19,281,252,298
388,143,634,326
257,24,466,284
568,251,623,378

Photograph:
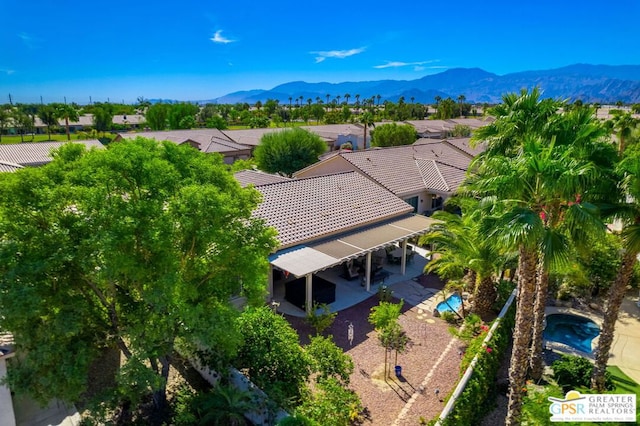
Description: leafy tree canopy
0,139,277,414
370,123,417,147
254,128,327,176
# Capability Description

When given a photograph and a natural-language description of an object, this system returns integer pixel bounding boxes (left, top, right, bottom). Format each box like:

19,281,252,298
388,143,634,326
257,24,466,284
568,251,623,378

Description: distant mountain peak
210,64,640,104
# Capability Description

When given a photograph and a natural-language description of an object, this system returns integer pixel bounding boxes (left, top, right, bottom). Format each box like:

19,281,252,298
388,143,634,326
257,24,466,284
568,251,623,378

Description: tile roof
252,171,413,247
0,140,105,167
415,137,486,157
331,142,473,195
222,128,282,147
118,129,251,153
234,170,292,187
0,161,23,173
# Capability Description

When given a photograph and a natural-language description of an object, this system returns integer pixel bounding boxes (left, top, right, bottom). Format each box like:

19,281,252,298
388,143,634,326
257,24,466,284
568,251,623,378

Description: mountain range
207,64,640,105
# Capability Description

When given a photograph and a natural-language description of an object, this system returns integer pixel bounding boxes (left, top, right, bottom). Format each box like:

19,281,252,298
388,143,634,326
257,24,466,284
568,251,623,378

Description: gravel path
287,274,465,425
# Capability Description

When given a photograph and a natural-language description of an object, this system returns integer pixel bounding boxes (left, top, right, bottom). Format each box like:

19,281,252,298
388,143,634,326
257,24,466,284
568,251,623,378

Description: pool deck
545,294,640,384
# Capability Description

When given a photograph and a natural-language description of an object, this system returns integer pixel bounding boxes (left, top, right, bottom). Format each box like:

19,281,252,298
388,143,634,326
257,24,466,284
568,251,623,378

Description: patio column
267,265,274,302
305,273,313,314
365,252,372,291
400,240,408,275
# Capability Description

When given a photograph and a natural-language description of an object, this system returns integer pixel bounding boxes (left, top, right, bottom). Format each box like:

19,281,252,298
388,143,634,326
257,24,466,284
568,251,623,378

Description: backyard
286,273,466,425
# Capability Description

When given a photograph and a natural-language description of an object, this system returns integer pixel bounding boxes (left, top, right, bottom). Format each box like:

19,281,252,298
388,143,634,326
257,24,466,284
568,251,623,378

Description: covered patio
268,215,436,316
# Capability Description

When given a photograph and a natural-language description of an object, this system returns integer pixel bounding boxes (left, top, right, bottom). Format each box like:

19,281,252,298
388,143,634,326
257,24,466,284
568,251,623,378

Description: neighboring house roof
112,114,145,125
0,160,23,173
415,137,486,157
234,170,292,187
252,171,413,248
222,128,282,147
295,142,474,196
0,140,105,167
117,129,251,154
300,124,364,141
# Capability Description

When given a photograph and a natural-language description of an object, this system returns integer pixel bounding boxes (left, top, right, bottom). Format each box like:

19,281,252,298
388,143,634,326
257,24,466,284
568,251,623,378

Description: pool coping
543,306,603,359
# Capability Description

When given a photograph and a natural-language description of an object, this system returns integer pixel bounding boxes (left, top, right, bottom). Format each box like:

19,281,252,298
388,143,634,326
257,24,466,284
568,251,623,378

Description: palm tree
344,93,350,105
192,384,253,426
609,111,639,154
0,105,13,142
457,94,466,117
326,93,330,106
419,203,503,318
37,105,59,140
355,94,360,107
591,145,640,391
376,94,381,106
336,95,341,106
55,103,79,141
288,96,293,111
360,111,374,150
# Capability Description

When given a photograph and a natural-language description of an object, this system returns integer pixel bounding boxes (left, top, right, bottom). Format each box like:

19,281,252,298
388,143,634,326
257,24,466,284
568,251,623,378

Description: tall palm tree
376,94,381,106
344,93,350,105
360,111,374,149
457,94,466,117
608,111,639,154
56,103,79,141
465,134,607,424
591,144,640,390
419,203,504,318
38,105,59,140
355,94,360,107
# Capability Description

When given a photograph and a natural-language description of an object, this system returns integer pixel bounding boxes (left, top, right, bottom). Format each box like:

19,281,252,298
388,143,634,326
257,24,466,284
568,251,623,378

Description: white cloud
374,59,440,69
0,68,15,75
210,30,235,44
18,32,41,49
311,47,366,63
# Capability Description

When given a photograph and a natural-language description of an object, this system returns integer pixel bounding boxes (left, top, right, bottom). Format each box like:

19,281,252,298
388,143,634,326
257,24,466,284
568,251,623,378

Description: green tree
145,103,170,130
206,115,229,130
371,123,417,147
306,335,354,385
254,128,326,176
0,105,11,142
233,306,312,409
55,103,79,140
0,139,277,419
37,105,59,140
168,103,199,129
419,204,503,318
608,111,639,154
591,144,640,391
12,109,35,142
92,106,113,134
296,377,363,426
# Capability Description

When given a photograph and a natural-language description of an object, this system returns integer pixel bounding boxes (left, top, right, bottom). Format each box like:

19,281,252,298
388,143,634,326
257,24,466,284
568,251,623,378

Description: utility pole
8,93,12,105
64,96,67,105
89,96,92,105
40,95,43,105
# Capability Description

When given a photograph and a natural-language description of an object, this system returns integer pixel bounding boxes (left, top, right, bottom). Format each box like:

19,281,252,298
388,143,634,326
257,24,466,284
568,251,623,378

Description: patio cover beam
269,214,437,278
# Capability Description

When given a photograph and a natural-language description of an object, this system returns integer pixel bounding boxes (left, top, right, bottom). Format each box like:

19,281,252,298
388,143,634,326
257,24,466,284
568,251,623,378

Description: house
300,123,368,150
403,118,492,139
0,161,23,173
293,139,483,216
238,170,436,313
234,169,292,187
115,129,252,164
0,140,105,168
223,127,335,150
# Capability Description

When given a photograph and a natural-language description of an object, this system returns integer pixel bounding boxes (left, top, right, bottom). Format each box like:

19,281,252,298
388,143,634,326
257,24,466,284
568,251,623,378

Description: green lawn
1,134,72,144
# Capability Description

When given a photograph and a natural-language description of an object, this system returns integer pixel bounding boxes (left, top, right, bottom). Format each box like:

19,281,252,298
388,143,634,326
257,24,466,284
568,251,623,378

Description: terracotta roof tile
0,140,104,167
253,172,412,247
234,170,292,187
118,129,251,153
336,142,473,195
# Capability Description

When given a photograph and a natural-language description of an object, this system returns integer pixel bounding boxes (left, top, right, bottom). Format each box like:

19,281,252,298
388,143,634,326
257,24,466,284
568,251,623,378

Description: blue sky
1,0,638,104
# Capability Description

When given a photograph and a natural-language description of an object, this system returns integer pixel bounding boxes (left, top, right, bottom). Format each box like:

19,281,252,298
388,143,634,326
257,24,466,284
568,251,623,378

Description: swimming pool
436,293,463,314
543,313,600,354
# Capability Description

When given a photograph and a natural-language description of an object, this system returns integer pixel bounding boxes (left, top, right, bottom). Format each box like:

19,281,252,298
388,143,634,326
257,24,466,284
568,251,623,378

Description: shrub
305,303,337,336
440,311,459,325
551,355,613,392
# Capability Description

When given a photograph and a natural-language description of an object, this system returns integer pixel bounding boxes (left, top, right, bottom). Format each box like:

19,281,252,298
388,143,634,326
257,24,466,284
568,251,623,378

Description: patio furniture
342,260,361,281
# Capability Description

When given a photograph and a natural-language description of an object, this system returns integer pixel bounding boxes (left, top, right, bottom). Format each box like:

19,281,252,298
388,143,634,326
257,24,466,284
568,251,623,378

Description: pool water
436,293,463,314
543,313,600,354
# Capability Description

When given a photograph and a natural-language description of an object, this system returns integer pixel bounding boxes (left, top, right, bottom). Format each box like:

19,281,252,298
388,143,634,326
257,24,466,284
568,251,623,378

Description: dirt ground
287,274,466,425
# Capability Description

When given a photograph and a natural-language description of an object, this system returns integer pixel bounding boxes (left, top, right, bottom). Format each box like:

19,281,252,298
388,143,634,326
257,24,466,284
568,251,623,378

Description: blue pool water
543,313,600,354
436,293,463,314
